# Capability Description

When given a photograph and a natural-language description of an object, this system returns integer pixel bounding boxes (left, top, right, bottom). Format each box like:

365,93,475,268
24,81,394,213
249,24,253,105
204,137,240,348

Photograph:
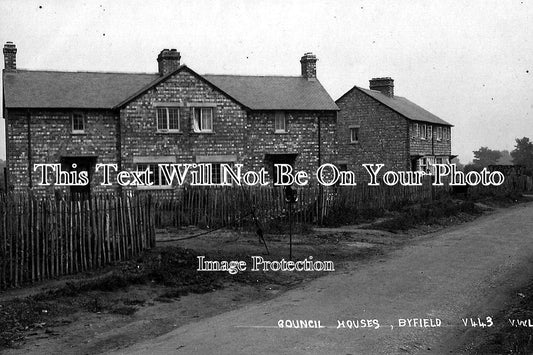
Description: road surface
108,201,533,354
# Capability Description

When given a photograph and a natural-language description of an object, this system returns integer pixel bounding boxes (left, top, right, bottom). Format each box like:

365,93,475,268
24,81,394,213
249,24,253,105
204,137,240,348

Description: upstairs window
426,125,433,140
420,124,427,140
436,127,443,141
274,111,287,133
349,126,360,143
411,123,419,138
156,107,181,132
72,113,85,134
193,107,214,133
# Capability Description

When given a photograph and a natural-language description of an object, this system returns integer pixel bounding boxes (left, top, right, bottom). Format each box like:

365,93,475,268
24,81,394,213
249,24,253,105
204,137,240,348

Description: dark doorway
264,153,298,185
60,156,97,198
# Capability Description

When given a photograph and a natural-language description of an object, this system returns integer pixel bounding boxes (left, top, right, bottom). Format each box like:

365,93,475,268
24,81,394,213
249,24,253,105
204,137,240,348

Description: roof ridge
354,86,453,126
203,73,303,78
10,69,158,75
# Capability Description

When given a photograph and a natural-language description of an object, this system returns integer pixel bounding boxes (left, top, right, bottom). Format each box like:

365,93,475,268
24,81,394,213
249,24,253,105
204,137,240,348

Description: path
108,202,533,354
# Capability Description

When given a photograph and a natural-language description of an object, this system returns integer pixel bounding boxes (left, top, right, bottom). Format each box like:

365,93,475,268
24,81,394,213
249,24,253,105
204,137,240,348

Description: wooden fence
0,193,155,289
149,175,532,230
148,181,442,229
0,174,529,289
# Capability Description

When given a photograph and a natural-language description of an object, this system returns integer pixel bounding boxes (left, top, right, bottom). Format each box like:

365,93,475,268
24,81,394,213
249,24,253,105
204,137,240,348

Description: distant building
336,77,453,179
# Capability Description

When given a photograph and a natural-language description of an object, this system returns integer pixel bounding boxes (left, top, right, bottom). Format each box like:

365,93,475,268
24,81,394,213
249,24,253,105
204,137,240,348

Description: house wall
6,69,337,191
409,123,452,156
5,109,119,193
245,111,337,183
120,70,248,185
336,88,410,180
121,70,337,187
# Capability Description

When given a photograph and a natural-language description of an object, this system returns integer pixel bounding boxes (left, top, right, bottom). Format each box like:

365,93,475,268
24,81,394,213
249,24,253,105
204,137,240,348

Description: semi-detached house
336,77,453,180
2,42,338,193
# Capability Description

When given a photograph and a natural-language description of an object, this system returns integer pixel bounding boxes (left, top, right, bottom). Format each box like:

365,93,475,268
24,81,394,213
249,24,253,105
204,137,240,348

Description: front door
60,156,97,198
264,154,298,185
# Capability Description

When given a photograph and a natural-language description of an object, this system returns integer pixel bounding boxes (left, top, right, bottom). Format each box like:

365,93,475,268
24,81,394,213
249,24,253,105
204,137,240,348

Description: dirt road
106,201,533,354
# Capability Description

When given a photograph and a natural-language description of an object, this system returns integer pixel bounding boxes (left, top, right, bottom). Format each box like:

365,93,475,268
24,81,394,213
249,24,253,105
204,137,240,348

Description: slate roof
341,86,453,126
203,75,338,111
3,70,158,109
3,68,338,111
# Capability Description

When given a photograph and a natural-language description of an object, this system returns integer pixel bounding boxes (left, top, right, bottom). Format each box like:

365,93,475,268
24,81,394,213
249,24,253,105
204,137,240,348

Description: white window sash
72,113,85,133
157,107,180,132
275,112,286,132
193,107,213,132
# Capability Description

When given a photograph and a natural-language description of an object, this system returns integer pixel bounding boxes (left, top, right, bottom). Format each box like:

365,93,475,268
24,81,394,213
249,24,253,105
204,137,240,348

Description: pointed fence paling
148,175,531,230
0,192,155,289
1,174,529,289
148,180,441,229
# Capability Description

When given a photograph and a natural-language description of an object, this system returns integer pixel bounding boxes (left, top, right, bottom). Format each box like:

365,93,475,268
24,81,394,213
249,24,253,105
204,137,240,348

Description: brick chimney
3,42,17,71
157,48,181,76
369,77,394,97
300,52,317,80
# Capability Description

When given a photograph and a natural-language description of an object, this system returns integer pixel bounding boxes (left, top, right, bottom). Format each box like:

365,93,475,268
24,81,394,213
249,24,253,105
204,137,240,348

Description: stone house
2,42,338,193
335,77,453,180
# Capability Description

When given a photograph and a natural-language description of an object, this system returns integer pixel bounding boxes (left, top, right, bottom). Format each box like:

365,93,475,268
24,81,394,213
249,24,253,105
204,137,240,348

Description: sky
0,0,531,164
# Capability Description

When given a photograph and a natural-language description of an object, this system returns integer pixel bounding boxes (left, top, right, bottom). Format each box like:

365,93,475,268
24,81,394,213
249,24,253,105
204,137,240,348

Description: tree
496,150,513,165
511,137,533,171
451,157,464,170
472,147,501,168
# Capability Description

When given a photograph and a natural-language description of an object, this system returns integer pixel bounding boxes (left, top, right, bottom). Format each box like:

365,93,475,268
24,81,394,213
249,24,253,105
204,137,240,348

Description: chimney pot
157,48,181,76
300,52,318,80
3,41,17,71
369,77,394,97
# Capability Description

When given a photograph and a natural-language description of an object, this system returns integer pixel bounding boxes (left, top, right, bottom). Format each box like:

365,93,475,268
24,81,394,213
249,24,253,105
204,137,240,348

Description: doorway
60,156,97,198
264,153,298,185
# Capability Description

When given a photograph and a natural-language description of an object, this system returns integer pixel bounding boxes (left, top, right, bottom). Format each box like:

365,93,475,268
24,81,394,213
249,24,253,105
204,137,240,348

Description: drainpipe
318,114,321,168
317,113,322,224
26,110,32,189
431,125,435,156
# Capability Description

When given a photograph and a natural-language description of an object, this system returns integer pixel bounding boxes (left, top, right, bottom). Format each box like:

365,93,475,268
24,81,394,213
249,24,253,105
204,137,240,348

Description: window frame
412,123,419,138
420,124,427,140
274,111,287,133
427,125,433,140
133,156,176,190
209,162,235,184
71,112,86,134
156,107,181,133
436,126,443,141
196,155,238,185
192,107,214,133
136,163,165,188
419,157,428,172
349,125,360,143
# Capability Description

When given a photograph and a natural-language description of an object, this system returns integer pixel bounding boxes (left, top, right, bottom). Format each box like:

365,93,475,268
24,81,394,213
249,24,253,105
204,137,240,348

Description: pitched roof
3,70,158,109
203,75,338,111
114,65,251,109
340,86,453,126
3,68,339,111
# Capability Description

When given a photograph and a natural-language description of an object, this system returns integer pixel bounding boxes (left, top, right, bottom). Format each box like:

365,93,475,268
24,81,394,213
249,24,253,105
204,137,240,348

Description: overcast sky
1,0,531,163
